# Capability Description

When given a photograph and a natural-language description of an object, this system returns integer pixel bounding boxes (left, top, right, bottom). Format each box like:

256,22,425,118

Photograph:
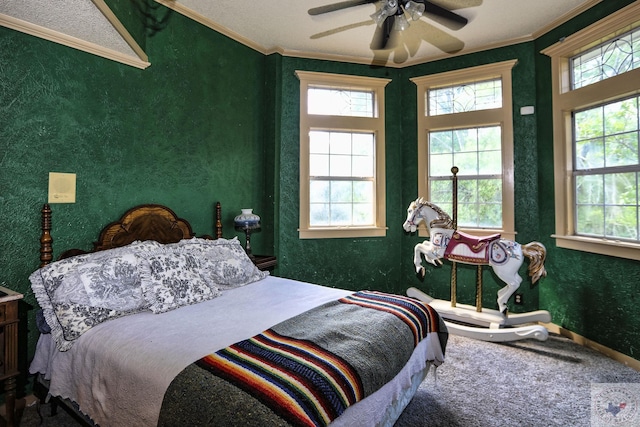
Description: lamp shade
370,0,398,27
404,1,425,20
234,209,260,228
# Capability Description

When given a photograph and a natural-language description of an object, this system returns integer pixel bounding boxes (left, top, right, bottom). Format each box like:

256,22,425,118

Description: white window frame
296,70,391,239
542,1,640,261
411,60,517,240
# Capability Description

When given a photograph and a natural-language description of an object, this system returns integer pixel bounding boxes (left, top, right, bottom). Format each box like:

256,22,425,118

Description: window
296,71,390,239
411,60,517,240
543,2,640,260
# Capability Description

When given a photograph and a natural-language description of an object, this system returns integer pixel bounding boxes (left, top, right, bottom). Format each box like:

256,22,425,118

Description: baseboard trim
543,322,640,372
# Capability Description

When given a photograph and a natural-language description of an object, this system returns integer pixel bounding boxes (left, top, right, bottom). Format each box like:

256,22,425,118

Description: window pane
352,156,373,177
605,133,639,167
605,206,638,239
575,171,640,240
428,125,502,229
430,179,453,212
353,181,373,202
575,137,605,169
430,153,454,176
330,155,352,177
479,151,502,175
430,178,502,228
330,181,352,203
353,202,374,225
430,126,501,177
309,154,329,176
310,203,330,225
576,175,603,205
574,97,640,171
576,205,604,236
428,78,502,116
430,131,453,154
604,173,637,205
308,87,375,117
309,180,375,227
571,27,640,89
331,204,352,225
310,131,375,179
310,181,330,203
453,152,479,175
308,130,376,227
458,179,478,204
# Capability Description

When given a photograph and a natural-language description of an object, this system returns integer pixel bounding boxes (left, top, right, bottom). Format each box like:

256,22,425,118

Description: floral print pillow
29,237,266,352
142,250,221,314
174,237,268,289
30,241,161,351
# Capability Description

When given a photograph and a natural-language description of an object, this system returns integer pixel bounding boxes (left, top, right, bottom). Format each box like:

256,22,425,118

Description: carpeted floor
395,333,640,427
15,333,640,426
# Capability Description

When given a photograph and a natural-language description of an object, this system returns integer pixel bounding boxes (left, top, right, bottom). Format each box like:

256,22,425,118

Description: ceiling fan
308,0,469,50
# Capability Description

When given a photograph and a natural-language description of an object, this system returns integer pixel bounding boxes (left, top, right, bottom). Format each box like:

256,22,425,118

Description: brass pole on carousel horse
476,265,483,312
450,167,458,307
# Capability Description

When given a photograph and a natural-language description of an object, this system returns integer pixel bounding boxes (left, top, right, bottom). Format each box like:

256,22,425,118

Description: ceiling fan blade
310,20,373,40
422,1,468,30
413,19,464,54
308,0,378,16
370,15,396,50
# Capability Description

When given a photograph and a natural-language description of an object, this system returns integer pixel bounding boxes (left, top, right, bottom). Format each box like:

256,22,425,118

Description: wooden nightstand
0,286,22,427
251,255,277,271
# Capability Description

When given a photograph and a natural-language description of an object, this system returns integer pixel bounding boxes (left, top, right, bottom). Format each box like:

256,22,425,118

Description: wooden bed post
40,203,53,267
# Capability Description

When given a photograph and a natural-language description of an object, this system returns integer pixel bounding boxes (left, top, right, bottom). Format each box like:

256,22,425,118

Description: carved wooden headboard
39,202,223,267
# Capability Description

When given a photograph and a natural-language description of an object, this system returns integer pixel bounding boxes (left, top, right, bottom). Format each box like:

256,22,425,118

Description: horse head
403,198,454,233
403,198,422,233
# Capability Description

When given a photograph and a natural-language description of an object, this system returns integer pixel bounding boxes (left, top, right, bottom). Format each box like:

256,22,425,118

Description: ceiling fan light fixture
370,0,399,27
404,1,425,20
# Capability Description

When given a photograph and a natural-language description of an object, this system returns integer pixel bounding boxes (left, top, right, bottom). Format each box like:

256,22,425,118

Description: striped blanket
159,291,446,427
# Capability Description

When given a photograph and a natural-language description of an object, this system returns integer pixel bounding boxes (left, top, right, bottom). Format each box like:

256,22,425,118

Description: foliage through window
296,71,390,239
543,2,640,260
573,95,640,241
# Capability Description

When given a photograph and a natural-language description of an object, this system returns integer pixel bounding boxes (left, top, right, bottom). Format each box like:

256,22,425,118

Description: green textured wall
0,9,268,388
271,57,409,294
534,0,640,359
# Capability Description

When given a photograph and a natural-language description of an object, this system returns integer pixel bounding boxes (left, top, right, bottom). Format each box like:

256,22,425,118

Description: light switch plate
48,172,76,203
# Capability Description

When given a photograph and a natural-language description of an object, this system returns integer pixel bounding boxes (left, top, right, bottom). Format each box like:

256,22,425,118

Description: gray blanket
159,291,447,426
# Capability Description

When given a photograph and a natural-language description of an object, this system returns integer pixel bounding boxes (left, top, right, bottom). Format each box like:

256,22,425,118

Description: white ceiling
0,0,600,68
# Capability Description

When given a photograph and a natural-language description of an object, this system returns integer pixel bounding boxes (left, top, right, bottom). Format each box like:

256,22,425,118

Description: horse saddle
444,230,501,263
449,230,500,252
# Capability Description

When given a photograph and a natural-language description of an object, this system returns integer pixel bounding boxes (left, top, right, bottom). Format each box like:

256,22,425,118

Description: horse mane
416,197,454,230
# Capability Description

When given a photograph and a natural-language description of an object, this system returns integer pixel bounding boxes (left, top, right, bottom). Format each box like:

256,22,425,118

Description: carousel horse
403,197,547,313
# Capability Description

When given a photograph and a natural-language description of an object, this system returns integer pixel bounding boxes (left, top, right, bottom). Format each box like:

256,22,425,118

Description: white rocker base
407,287,551,342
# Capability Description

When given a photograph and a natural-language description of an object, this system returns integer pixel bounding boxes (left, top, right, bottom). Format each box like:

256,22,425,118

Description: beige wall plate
48,172,76,203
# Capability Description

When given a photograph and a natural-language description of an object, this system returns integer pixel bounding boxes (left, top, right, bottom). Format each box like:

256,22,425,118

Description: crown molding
0,13,150,69
92,0,148,63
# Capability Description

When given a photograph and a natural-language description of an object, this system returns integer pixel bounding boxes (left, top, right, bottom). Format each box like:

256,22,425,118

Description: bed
29,202,447,427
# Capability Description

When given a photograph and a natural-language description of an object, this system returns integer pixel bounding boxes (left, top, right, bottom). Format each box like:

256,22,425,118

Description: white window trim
542,1,640,261
410,60,518,241
296,70,391,239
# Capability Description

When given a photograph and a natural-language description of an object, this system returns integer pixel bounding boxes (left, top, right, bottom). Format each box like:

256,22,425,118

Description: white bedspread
30,276,444,426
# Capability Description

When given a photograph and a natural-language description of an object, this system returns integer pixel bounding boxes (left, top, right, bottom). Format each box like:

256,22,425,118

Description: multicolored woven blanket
159,291,446,427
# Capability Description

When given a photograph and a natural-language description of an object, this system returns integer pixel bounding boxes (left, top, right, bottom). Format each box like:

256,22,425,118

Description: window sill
552,234,640,261
299,227,387,239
